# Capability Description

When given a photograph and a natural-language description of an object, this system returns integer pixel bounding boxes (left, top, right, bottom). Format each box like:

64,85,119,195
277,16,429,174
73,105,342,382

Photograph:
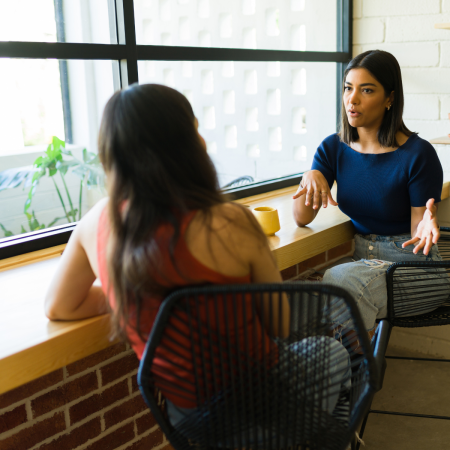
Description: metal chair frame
137,282,379,450
357,228,450,448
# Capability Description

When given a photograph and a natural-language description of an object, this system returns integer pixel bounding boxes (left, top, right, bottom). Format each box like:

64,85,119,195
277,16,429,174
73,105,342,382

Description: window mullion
336,0,353,130
115,0,138,87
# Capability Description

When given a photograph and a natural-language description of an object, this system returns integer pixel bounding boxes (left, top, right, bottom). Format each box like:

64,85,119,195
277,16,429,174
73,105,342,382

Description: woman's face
344,68,393,130
194,117,207,151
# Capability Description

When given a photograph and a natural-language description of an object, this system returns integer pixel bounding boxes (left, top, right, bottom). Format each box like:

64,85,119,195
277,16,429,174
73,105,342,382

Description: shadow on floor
361,347,450,449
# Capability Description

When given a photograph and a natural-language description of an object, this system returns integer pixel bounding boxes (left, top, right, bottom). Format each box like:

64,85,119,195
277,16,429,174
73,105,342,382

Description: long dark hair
98,84,230,341
339,50,413,147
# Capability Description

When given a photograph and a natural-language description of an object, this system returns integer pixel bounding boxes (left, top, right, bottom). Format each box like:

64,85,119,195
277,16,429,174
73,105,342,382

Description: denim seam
354,270,386,310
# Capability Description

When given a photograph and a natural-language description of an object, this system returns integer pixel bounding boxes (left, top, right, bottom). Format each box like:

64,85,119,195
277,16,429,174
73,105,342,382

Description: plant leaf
66,208,78,221
0,223,14,237
56,160,78,176
33,156,44,168
24,198,32,213
30,211,40,231
57,160,77,169
0,166,37,192
52,136,65,150
82,148,98,163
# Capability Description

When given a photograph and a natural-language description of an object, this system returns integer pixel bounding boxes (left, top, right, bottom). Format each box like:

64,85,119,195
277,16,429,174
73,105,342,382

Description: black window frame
0,0,352,260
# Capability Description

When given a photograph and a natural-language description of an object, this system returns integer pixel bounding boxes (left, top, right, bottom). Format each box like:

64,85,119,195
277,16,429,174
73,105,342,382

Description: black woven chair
138,283,378,450
436,226,450,260
357,230,450,446
221,175,254,189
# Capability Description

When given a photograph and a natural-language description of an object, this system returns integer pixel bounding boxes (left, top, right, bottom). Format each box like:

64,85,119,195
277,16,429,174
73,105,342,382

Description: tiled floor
360,347,450,449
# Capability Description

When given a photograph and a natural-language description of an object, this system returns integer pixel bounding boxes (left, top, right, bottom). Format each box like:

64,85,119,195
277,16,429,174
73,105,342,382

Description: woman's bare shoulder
76,198,109,264
77,197,109,234
186,202,266,277
189,202,265,250
208,202,260,234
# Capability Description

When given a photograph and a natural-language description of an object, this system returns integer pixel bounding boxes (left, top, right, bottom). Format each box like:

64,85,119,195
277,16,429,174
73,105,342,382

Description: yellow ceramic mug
253,206,281,236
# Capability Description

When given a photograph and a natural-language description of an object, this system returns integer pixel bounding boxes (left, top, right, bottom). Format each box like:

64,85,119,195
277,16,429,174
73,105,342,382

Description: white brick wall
442,41,450,66
442,96,450,119
352,18,385,44
363,0,441,17
353,0,362,19
445,0,450,13
353,0,450,141
403,94,439,120
386,14,450,43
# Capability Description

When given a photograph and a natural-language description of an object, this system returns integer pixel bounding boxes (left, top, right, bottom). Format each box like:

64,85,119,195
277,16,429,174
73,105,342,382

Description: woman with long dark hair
45,84,351,440
293,50,449,334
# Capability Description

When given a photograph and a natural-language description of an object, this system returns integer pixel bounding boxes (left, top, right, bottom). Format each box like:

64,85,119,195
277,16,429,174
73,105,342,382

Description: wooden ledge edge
442,181,450,201
0,244,66,273
0,314,120,395
273,221,355,271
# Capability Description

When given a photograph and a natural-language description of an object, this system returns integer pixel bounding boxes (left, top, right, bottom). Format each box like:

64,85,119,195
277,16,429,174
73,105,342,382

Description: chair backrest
138,282,377,450
386,260,450,325
221,175,254,189
437,227,450,260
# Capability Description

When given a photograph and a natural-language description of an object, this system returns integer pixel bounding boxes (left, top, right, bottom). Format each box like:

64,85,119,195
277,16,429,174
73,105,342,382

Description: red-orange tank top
97,207,276,408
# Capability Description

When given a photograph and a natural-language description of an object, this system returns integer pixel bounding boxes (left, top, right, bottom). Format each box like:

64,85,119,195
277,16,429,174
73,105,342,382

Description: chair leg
355,411,370,450
350,432,358,450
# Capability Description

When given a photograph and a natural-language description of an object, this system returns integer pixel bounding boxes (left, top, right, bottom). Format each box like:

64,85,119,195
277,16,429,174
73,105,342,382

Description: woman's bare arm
45,200,108,320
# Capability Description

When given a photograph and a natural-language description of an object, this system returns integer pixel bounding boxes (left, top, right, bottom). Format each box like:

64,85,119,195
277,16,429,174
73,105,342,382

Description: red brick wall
280,240,354,280
0,344,169,450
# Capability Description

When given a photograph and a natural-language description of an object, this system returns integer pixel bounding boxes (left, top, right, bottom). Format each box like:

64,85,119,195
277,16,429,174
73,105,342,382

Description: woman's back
45,84,287,405
73,199,279,407
94,202,268,352
77,199,277,286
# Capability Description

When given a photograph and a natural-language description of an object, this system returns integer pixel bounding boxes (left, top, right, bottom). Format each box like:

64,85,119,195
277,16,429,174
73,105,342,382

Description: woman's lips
348,110,361,117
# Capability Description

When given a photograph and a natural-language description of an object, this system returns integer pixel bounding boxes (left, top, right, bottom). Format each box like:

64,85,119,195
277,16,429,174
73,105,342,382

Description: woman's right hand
292,170,338,210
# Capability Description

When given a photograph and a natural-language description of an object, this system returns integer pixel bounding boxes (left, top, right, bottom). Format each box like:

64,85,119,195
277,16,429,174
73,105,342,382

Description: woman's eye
344,86,351,91
363,89,372,93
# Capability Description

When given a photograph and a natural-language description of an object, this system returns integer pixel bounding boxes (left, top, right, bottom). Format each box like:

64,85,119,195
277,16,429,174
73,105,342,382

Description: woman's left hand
403,198,440,255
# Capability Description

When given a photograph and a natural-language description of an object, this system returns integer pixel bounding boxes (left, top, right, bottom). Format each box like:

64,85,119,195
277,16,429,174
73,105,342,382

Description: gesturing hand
403,198,440,256
292,170,338,210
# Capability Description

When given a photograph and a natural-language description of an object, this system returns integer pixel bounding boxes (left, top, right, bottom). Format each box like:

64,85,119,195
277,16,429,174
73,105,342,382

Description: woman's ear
388,90,394,107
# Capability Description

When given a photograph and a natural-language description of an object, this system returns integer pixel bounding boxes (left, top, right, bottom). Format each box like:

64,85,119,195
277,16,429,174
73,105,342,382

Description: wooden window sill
1,181,449,395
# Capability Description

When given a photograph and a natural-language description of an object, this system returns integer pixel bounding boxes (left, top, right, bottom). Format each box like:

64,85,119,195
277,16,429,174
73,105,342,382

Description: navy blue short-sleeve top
311,133,443,236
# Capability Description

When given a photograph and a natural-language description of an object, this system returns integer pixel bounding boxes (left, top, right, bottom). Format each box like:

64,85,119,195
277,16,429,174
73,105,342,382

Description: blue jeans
166,336,351,446
323,233,450,331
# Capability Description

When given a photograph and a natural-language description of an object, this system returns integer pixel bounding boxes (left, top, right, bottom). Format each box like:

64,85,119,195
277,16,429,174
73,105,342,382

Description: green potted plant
0,136,104,237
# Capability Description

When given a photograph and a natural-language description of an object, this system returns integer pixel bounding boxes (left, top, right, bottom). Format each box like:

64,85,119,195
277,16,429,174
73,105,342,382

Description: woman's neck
356,126,382,152
352,123,405,154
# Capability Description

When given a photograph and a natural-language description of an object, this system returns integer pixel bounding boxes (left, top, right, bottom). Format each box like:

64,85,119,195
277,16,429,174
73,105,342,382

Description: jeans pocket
391,240,440,262
391,240,417,254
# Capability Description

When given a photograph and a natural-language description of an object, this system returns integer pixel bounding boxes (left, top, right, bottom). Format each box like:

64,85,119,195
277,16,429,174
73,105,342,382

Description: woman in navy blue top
292,50,448,334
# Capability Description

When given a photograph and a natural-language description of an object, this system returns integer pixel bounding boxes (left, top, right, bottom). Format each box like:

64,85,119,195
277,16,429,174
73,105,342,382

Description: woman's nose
348,90,359,104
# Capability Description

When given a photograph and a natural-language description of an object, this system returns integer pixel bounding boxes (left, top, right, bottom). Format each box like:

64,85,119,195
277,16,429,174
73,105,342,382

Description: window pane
0,59,116,238
0,0,116,44
134,0,336,52
138,60,336,188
